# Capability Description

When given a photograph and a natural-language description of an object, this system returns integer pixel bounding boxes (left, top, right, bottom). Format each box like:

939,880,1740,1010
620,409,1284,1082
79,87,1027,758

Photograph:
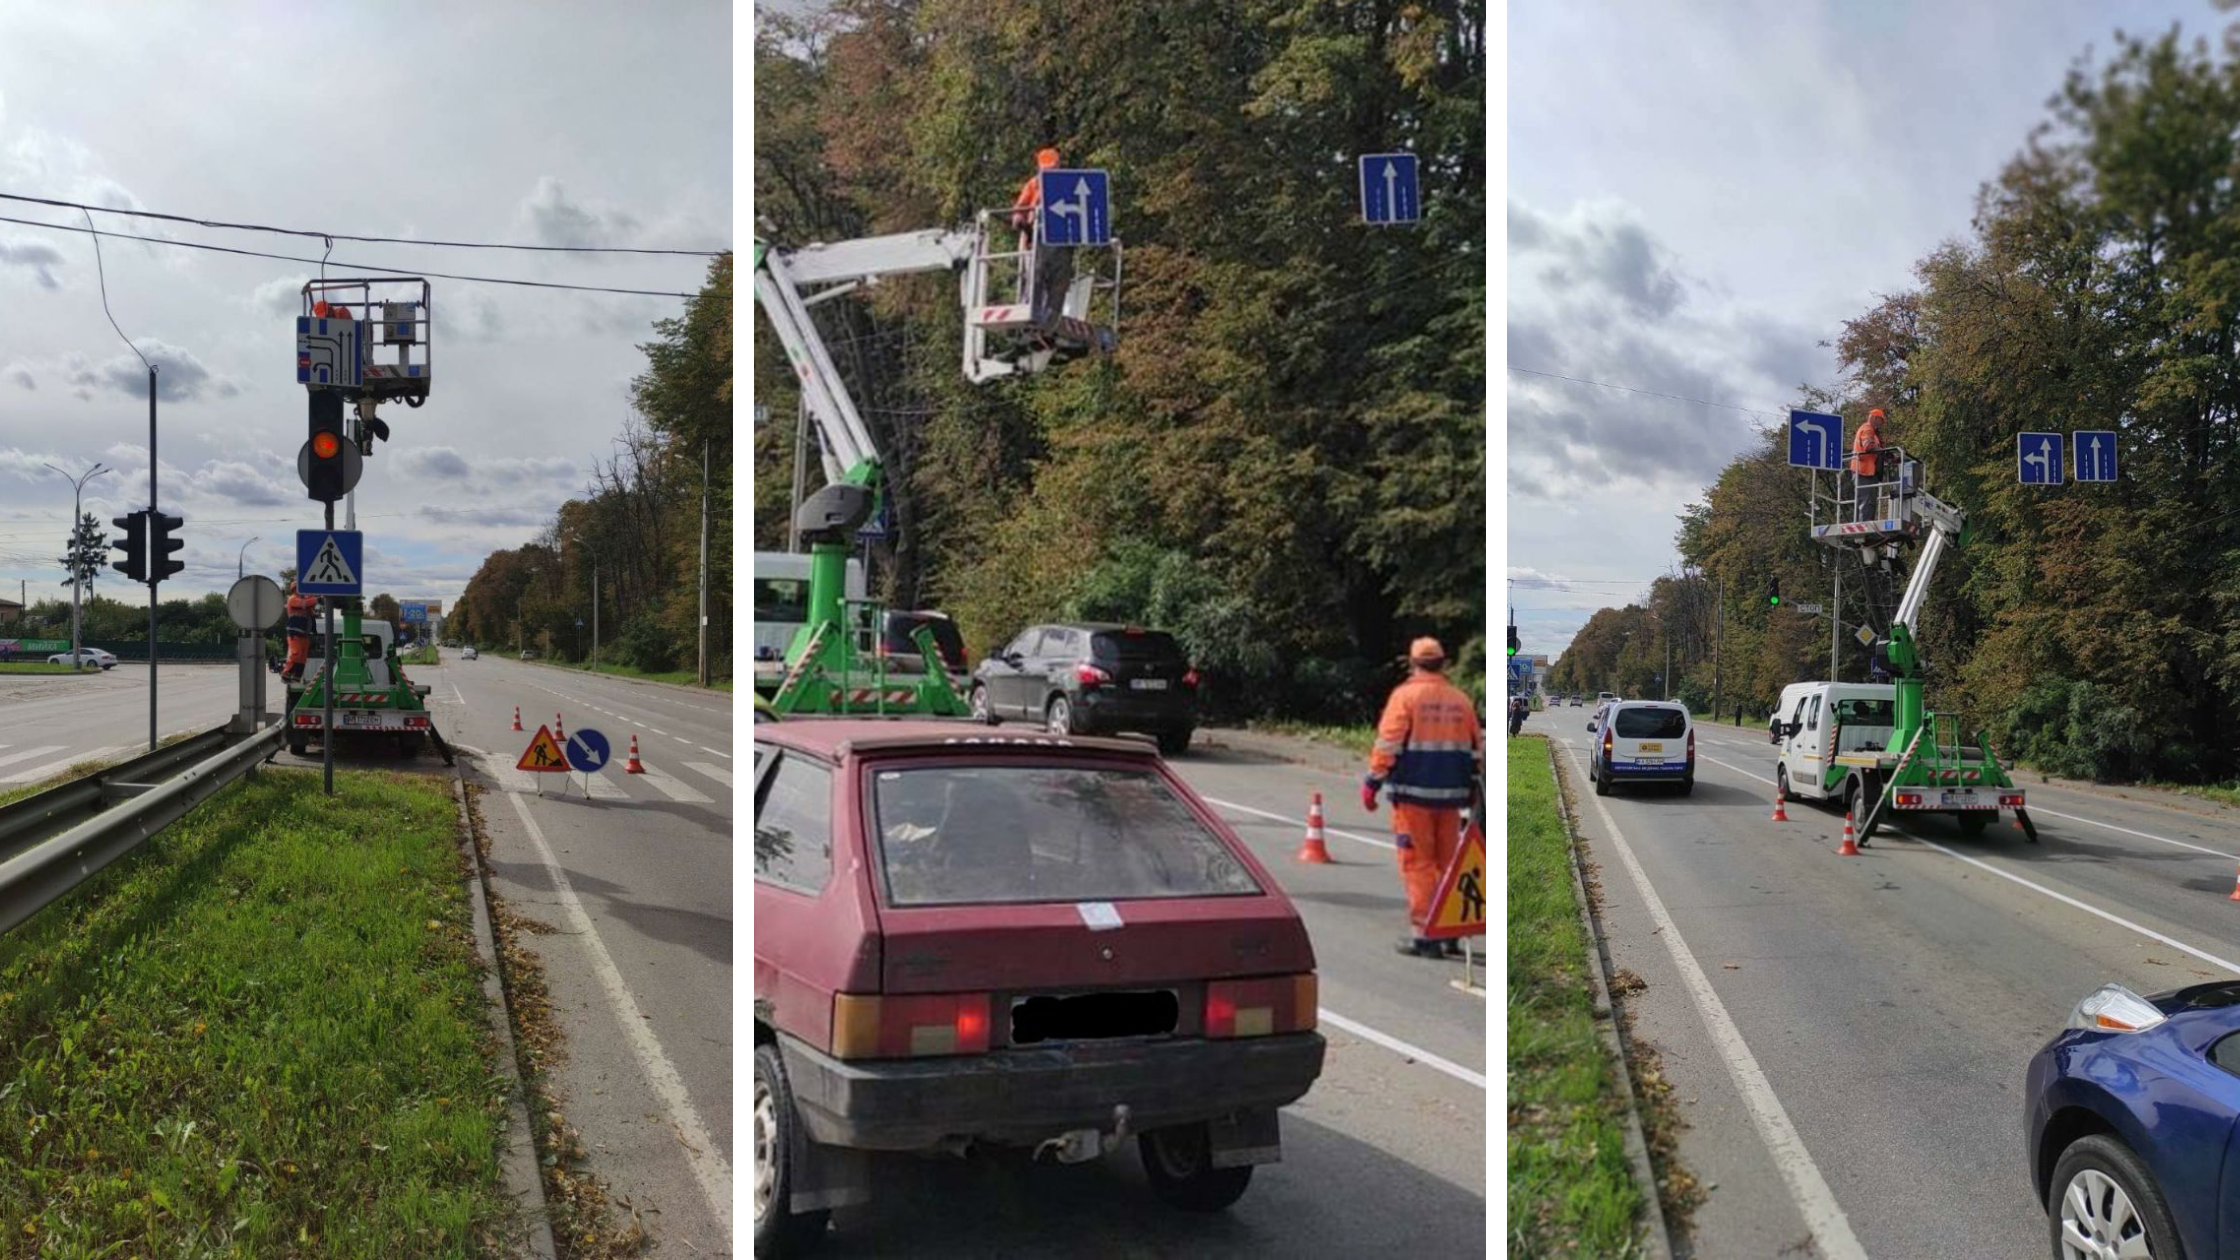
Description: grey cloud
4,364,32,390
0,239,62,288
398,447,475,479
250,275,311,316
189,461,293,507
516,176,639,250
420,505,551,528
88,341,241,403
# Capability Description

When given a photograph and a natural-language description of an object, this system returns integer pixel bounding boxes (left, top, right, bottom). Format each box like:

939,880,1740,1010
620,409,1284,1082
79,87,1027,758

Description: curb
450,764,559,1260
1545,739,1676,1260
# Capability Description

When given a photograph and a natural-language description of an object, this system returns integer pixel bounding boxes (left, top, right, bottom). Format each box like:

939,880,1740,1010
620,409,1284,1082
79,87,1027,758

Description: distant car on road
1588,700,1694,796
753,720,1325,1251
970,622,1199,755
519,649,538,661
1569,695,1583,707
46,647,116,670
460,646,478,661
2025,980,2240,1260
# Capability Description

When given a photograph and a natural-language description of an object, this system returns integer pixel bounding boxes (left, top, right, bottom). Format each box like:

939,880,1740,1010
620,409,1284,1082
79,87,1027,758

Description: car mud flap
792,1123,873,1213
2015,807,2039,843
1206,1107,1281,1170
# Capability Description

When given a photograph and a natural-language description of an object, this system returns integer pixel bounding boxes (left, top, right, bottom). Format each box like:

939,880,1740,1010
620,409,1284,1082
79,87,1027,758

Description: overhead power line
1508,365,1787,419
0,214,705,299
0,191,729,257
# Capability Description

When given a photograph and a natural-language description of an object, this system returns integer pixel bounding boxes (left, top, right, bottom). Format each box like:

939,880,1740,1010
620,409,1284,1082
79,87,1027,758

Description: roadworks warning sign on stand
1421,828,1487,941
517,726,569,773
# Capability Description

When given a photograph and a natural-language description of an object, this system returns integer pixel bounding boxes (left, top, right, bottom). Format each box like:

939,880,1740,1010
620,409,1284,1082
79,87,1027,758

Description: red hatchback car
752,721,1326,1253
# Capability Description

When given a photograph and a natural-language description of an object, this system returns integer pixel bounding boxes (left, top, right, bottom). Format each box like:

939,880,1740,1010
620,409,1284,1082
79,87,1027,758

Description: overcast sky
0,2,730,615
1507,0,2212,663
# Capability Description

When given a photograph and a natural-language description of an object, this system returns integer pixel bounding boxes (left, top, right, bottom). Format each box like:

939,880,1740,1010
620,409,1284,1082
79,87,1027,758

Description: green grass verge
0,662,79,675
398,645,439,666
1247,720,1374,757
0,769,510,1257
1507,735,1647,1256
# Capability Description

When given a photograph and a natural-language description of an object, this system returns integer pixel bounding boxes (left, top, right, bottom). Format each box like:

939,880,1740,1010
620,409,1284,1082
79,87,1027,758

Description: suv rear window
1613,707,1687,738
870,764,1260,906
1090,630,1184,664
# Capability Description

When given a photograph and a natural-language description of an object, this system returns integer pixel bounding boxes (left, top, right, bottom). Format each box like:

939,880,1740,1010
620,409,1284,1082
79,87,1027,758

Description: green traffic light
1769,594,1781,606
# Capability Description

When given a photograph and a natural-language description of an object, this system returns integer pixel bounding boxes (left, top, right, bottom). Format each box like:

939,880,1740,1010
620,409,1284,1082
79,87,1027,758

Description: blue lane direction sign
1787,409,1845,471
295,529,364,595
2074,430,2119,482
565,728,611,774
1037,169,1111,247
400,601,427,624
1359,153,1420,225
2018,432,2065,486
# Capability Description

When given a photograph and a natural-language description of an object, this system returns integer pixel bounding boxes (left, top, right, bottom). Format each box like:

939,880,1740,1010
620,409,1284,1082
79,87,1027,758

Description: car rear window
1613,707,1687,738
1090,631,1183,664
870,764,1261,906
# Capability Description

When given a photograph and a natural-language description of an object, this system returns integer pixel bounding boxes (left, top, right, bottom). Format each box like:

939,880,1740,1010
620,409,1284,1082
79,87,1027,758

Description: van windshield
1614,708,1687,738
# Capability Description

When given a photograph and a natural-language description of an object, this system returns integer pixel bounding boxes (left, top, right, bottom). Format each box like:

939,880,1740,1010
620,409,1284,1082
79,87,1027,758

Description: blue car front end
2025,981,2240,1260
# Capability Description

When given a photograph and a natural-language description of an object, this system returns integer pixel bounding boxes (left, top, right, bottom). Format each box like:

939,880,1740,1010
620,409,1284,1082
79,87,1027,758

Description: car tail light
1076,663,1112,687
2066,983,2166,1034
1602,728,1613,759
1686,729,1695,764
1183,668,1200,688
1999,793,2024,807
830,992,992,1059
1205,974,1317,1038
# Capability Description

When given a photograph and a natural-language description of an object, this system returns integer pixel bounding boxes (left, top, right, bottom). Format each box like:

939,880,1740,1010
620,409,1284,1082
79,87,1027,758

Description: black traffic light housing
149,512,185,584
110,510,146,583
1507,623,1520,658
1767,575,1782,608
307,390,347,502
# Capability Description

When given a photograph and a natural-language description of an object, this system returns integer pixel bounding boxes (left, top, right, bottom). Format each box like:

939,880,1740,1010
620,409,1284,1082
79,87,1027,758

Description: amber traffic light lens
311,432,342,459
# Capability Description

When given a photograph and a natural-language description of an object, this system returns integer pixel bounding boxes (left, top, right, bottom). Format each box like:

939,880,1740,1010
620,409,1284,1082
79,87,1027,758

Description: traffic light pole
323,498,335,797
147,365,158,752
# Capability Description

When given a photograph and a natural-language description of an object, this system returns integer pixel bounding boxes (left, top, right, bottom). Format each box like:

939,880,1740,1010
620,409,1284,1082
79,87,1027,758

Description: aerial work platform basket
297,278,432,406
1809,443,1927,553
960,208,1120,383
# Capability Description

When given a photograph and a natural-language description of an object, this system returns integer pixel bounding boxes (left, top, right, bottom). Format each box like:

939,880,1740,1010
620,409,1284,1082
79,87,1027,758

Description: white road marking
1559,738,1867,1259
1203,795,1394,851
636,764,712,804
648,728,670,737
686,762,731,788
500,789,734,1246
2024,805,2232,861
0,746,124,784
1914,837,2240,976
699,745,728,759
1317,1008,1483,1089
0,746,68,772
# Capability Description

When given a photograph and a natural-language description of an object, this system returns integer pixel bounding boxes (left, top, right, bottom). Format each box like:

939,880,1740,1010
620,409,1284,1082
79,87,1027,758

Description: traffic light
149,512,185,584
306,389,347,501
1767,576,1782,608
110,510,146,583
1507,623,1520,658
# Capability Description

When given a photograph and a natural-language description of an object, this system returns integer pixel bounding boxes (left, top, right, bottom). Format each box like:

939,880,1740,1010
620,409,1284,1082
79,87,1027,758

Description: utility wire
82,208,148,372
0,191,729,257
0,214,703,299
1508,365,1788,419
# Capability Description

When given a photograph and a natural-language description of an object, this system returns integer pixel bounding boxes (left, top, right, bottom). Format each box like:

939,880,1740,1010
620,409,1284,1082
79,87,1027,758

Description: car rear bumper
780,1029,1325,1151
1077,691,1195,731
1602,759,1691,780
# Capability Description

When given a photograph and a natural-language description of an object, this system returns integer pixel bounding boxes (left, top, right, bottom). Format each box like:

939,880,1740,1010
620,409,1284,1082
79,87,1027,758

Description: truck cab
1772,681,1897,812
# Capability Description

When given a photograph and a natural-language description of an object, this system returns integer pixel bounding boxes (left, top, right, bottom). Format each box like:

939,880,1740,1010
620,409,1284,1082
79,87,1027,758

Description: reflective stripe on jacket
1368,673,1484,807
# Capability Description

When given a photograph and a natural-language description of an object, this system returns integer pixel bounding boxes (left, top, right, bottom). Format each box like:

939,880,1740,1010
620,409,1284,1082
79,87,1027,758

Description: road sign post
1358,153,1421,225
2074,430,2118,482
1787,409,1845,471
2018,432,2065,485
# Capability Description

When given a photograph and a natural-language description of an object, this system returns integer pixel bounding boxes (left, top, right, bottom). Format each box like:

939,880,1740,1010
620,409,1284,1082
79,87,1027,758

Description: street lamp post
237,536,259,580
43,462,112,672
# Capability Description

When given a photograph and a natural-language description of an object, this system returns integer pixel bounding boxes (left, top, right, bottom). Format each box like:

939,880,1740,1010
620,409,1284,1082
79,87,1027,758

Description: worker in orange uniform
282,579,318,682
1852,407,1887,520
1010,147,1063,255
1362,637,1485,957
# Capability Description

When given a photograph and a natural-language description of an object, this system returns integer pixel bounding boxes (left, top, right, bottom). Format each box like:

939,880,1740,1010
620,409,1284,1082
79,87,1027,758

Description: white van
1587,699,1694,796
1772,681,1898,811
752,551,865,663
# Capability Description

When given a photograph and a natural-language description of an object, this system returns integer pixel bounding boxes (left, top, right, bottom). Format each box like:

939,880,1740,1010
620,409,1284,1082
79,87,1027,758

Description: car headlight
2066,983,2166,1034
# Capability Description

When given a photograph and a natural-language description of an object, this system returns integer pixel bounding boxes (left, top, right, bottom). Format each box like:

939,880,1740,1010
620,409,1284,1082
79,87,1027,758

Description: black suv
970,622,1199,754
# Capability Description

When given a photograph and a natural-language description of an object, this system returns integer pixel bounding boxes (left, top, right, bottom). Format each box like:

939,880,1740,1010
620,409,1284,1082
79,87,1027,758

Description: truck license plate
1130,678,1168,691
1939,789,1979,808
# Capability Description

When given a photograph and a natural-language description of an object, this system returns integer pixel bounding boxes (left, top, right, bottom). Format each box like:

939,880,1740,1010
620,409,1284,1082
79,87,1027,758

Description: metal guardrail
0,722,283,936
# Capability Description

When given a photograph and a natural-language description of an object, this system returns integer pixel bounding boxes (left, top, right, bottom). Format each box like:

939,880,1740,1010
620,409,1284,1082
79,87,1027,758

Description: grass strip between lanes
0,768,512,1257
1507,734,1648,1256
0,662,80,675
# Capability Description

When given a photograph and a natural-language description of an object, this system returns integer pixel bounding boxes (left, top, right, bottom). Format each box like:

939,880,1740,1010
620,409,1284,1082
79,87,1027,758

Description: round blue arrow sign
565,728,611,774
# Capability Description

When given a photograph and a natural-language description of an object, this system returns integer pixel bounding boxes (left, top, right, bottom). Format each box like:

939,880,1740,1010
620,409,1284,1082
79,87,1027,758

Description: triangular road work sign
517,725,570,773
306,535,357,587
1421,827,1487,941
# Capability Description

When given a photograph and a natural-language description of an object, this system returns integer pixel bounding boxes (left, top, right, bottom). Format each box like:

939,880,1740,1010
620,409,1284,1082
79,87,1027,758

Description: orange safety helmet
1409,636,1448,666
1036,147,1062,169
1866,407,1886,422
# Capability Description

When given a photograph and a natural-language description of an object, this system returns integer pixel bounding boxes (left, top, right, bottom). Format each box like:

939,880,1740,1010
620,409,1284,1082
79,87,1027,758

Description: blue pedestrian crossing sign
1037,169,1111,247
565,728,611,774
2018,432,2064,486
295,529,363,595
2074,430,2118,482
1359,153,1420,225
1787,409,1845,470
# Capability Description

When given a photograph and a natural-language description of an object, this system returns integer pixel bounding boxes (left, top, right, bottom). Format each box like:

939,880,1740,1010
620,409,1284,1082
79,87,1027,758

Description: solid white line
501,789,733,1244
2026,806,2232,861
1316,1008,1484,1090
1560,740,1867,1259
1911,836,2240,976
1202,795,1394,851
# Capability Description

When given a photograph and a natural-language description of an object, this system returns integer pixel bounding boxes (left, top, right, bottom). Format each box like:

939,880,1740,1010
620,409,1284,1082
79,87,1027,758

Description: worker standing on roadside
1852,407,1886,519
1362,637,1485,958
282,579,317,682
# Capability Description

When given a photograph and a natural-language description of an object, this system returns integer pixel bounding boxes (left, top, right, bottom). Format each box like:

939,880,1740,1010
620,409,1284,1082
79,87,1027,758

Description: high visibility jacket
1368,672,1485,807
284,592,318,639
1852,421,1882,478
1011,172,1043,228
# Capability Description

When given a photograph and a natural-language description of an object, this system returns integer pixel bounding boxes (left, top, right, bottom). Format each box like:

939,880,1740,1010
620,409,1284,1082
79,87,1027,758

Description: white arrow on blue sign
2018,432,2065,486
1359,153,1420,225
2073,430,2118,482
1787,409,1845,470
1037,169,1111,247
565,728,611,774
295,529,363,596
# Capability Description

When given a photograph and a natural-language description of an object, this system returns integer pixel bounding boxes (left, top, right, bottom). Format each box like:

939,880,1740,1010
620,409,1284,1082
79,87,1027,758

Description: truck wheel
753,1042,831,1254
287,730,307,757
1958,812,1990,836
1843,775,1864,820
1138,1123,1255,1212
1775,764,1791,800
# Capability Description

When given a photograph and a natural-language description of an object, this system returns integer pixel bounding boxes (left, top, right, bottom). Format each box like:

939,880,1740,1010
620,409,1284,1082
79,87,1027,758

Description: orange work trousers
1391,802,1463,930
285,632,310,676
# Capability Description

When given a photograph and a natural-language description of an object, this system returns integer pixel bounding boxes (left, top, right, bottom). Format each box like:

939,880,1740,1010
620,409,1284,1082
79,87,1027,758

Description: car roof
1609,699,1687,711
756,718,1162,761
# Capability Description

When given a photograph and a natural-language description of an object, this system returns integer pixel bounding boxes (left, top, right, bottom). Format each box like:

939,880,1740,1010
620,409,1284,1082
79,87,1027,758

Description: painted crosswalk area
0,744,133,785
486,757,729,806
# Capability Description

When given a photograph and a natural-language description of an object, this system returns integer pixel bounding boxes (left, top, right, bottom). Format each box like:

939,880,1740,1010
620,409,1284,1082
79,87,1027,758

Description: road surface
0,663,237,780
1538,713,2240,1259
805,727,1488,1257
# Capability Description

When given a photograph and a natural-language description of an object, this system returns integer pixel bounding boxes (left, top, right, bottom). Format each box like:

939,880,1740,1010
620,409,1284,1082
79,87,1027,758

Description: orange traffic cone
555,713,564,740
511,705,523,732
1837,811,1861,857
1771,787,1789,823
2227,864,2240,902
1296,792,1333,864
624,734,646,775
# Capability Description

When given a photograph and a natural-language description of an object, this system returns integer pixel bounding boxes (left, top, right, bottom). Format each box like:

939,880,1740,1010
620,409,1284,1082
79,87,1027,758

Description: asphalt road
812,727,1488,1258
443,655,736,1256
0,662,239,779
1535,711,2240,1259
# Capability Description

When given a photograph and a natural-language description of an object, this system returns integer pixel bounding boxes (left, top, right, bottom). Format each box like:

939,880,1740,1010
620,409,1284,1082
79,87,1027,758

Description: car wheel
1676,775,1694,797
754,1041,831,1254
970,684,998,726
1138,1123,1254,1212
1046,695,1075,736
1157,727,1192,757
1593,760,1611,797
2048,1133,2180,1260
